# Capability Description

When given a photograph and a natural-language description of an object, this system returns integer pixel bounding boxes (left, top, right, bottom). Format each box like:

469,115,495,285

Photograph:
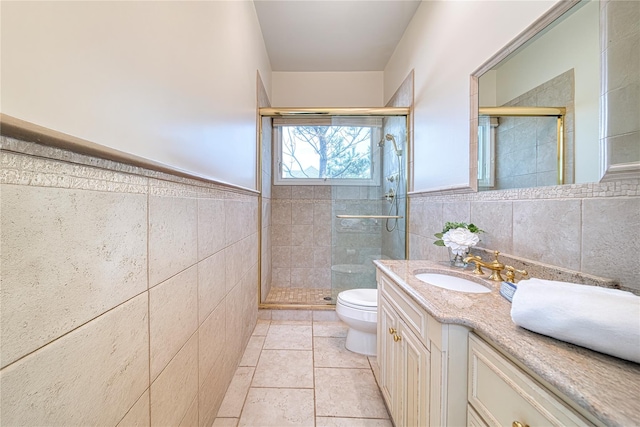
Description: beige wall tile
0,294,149,426
513,200,582,270
0,185,147,367
117,390,150,427
179,396,199,427
149,266,198,381
272,201,292,225
150,333,198,427
291,247,315,268
149,195,198,287
213,418,239,427
292,202,314,225
198,251,226,324
198,197,226,261
272,224,292,246
199,352,232,427
582,197,640,290
470,201,513,252
272,246,291,268
291,224,314,246
442,201,470,224
199,301,226,387
225,199,257,245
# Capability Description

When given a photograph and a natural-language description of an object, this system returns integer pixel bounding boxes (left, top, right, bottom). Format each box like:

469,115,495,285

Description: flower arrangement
434,222,483,257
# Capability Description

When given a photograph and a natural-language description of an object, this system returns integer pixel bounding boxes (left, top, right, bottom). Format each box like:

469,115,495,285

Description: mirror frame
469,0,639,190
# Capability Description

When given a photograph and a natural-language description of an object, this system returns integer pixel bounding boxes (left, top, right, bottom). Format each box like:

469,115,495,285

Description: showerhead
383,134,402,156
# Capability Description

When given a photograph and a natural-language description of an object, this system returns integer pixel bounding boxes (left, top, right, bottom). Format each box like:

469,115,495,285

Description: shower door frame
257,107,411,310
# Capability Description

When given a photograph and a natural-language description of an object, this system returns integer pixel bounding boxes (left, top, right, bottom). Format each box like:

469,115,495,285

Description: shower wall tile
314,186,332,199
117,390,149,427
314,247,332,268
314,223,332,247
291,247,316,268
0,294,149,427
198,197,226,261
149,266,199,381
272,224,292,246
0,184,147,368
198,251,227,324
272,267,291,287
292,224,314,246
273,185,292,199
292,202,314,225
150,333,198,427
292,186,314,199
272,246,291,268
149,194,198,287
272,201,292,225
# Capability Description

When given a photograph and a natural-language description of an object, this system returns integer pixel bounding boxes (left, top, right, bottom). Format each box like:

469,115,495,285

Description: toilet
335,288,378,356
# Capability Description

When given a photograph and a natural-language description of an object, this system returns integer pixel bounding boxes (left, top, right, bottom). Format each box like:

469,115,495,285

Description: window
273,117,381,186
477,116,497,188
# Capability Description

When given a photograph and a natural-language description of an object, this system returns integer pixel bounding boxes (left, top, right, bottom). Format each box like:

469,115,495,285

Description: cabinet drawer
378,273,428,348
468,333,592,427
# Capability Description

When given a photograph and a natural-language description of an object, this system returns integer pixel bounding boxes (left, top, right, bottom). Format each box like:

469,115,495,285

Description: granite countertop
374,259,640,427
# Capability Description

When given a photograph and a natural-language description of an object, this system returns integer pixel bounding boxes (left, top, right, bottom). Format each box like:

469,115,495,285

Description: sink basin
415,273,491,294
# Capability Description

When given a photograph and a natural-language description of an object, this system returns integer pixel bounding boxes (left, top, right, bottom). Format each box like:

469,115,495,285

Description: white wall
1,1,271,190
271,72,384,107
384,0,557,192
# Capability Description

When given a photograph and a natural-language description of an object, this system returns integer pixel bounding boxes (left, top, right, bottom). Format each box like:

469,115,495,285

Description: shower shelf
336,215,403,219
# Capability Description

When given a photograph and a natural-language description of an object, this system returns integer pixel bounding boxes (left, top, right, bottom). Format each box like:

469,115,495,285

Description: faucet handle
505,265,529,283
463,254,484,275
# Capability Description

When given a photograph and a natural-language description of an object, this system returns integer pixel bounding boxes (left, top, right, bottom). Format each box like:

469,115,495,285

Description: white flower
442,227,480,256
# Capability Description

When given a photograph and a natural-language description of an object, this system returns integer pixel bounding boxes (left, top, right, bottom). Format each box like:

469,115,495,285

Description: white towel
511,278,640,363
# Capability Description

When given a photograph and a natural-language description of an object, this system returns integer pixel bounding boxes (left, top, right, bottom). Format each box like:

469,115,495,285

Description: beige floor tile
313,321,348,337
312,311,339,322
314,337,370,369
238,388,314,427
217,367,255,418
252,350,314,388
263,324,312,350
213,418,238,427
239,335,265,367
270,320,312,325
315,367,389,419
252,320,270,336
316,417,393,427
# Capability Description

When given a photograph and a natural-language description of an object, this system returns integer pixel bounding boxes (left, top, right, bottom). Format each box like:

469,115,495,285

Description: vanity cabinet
377,270,469,427
467,333,595,427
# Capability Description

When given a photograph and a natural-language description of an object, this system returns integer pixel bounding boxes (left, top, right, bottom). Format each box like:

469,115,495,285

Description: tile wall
494,69,575,189
409,179,640,293
0,137,259,426
270,185,335,290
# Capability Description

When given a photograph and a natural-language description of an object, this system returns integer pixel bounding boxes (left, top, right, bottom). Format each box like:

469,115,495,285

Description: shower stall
258,108,409,308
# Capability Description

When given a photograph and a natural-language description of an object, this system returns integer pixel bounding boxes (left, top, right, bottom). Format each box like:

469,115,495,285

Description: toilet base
345,327,377,356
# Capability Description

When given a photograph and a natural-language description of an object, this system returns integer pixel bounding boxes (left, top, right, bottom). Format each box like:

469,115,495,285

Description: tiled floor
264,287,334,305
213,319,392,427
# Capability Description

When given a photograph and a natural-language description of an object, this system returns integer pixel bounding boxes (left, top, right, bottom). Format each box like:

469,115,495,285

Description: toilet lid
337,289,378,308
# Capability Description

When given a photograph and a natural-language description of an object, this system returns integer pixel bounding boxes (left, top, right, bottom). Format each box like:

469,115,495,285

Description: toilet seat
337,289,377,310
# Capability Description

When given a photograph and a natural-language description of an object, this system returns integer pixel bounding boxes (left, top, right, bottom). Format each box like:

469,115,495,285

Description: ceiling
253,0,422,72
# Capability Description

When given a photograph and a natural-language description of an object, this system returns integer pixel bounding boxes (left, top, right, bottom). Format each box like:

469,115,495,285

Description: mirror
474,0,601,191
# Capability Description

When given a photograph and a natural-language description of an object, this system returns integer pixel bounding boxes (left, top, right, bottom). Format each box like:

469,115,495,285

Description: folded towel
511,278,640,363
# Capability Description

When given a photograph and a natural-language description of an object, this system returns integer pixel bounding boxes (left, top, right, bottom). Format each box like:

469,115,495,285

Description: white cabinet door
378,296,400,417
398,318,430,427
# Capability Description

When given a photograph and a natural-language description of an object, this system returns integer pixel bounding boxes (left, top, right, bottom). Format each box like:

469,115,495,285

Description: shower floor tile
264,287,333,305
214,320,391,427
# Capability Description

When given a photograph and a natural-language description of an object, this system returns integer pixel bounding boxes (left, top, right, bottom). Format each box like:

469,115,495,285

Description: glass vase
448,247,469,268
